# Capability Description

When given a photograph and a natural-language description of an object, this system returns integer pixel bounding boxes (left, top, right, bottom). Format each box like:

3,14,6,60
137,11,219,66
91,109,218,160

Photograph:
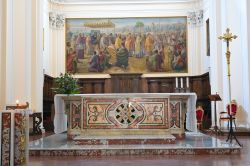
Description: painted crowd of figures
66,27,186,73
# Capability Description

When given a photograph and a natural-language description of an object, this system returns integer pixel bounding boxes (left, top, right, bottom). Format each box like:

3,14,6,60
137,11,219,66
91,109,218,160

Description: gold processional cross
218,28,237,114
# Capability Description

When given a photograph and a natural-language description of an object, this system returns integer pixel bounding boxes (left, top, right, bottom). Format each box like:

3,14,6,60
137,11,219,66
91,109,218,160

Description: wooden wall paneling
111,76,119,93
81,83,93,94
132,76,140,93
110,74,142,93
140,78,148,93
78,79,105,94
93,83,103,93
104,79,112,93
190,73,211,129
43,74,55,132
148,80,160,93
160,78,174,93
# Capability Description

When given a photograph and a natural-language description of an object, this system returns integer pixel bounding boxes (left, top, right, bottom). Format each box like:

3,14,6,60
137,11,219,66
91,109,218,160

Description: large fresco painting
65,17,187,74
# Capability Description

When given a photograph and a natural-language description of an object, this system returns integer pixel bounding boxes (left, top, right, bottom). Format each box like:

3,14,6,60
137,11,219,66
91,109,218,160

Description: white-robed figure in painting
100,33,108,50
135,34,143,58
85,34,92,55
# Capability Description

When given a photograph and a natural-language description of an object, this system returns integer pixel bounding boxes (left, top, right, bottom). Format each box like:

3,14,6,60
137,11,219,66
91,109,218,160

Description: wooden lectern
209,94,222,135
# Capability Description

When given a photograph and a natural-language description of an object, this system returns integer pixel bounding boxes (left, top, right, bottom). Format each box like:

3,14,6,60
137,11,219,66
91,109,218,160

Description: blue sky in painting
66,17,186,29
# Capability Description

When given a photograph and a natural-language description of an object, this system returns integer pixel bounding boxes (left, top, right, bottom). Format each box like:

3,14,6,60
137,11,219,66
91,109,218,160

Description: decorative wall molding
48,0,64,4
49,12,65,29
48,0,199,5
187,10,203,26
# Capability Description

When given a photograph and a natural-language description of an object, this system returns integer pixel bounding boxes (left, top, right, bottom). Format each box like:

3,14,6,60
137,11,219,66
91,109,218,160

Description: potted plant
52,73,80,114
53,73,80,94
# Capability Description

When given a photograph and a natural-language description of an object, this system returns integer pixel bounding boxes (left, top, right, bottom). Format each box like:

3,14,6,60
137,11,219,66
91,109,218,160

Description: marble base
74,135,176,145
29,132,242,156
30,148,240,156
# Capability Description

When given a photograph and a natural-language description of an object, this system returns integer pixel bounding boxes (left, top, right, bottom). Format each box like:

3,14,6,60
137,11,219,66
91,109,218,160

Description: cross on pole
218,28,241,146
218,28,237,108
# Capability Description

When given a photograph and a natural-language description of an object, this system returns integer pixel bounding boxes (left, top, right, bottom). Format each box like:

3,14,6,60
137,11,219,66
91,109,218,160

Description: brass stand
218,28,241,146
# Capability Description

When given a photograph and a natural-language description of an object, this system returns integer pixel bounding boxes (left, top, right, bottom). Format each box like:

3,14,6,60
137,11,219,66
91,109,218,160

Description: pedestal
0,109,31,166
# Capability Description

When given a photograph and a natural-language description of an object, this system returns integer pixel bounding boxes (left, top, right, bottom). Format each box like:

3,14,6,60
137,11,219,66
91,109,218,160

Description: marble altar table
54,93,197,140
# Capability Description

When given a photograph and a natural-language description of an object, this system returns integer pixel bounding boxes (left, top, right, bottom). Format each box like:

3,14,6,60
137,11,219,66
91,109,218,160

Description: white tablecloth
54,93,197,134
54,95,67,134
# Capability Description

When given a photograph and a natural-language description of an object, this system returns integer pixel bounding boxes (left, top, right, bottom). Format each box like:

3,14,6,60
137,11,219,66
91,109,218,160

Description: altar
54,93,197,140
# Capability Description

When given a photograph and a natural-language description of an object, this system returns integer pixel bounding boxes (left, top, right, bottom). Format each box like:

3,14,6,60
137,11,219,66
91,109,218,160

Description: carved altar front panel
83,98,168,129
70,102,82,129
170,101,181,129
58,93,196,139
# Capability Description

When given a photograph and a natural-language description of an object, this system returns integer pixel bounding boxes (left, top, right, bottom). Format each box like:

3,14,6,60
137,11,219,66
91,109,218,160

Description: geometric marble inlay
83,98,169,129
108,102,144,128
170,101,181,128
114,103,139,125
71,102,82,129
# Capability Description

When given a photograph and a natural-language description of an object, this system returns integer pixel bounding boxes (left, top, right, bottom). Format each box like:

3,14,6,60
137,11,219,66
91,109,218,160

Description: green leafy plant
53,73,80,94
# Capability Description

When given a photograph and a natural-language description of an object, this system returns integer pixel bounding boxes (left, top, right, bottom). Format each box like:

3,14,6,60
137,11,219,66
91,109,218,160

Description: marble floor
29,134,250,166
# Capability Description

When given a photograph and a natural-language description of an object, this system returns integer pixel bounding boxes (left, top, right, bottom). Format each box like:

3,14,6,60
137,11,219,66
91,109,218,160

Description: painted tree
135,21,144,33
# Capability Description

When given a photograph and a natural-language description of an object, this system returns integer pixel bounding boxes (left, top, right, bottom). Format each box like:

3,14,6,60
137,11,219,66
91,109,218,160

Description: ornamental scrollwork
49,12,65,29
187,10,203,26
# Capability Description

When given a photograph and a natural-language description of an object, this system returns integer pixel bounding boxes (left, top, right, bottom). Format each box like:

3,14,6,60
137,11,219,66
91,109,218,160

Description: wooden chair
196,106,204,130
219,100,237,130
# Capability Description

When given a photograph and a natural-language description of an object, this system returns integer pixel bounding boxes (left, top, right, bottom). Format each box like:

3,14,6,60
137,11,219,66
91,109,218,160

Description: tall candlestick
176,77,178,88
181,78,183,88
186,77,189,88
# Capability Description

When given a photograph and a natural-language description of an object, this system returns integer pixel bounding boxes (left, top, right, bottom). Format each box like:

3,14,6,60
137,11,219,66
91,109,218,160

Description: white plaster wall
200,0,210,74
220,0,249,128
2,0,44,113
207,0,250,128
45,1,205,77
237,0,250,127
246,0,250,127
32,0,44,114
6,0,31,104
0,0,5,109
205,0,224,127
43,0,50,76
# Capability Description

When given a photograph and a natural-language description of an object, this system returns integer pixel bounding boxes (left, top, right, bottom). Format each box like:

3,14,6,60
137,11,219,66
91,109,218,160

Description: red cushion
226,104,237,115
196,109,203,123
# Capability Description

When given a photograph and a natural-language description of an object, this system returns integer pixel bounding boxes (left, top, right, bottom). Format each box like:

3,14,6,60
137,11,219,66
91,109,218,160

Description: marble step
73,134,176,145
29,132,242,156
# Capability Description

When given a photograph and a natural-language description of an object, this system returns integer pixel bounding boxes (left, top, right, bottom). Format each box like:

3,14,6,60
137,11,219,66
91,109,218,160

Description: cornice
48,0,199,5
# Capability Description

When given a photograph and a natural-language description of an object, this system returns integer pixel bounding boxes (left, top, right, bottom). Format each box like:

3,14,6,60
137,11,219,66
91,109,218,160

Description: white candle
181,78,183,88
16,100,19,105
186,77,189,88
176,77,178,88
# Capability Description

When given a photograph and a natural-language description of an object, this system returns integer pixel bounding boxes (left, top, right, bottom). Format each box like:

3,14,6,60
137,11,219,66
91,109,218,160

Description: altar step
73,135,176,145
29,132,242,156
